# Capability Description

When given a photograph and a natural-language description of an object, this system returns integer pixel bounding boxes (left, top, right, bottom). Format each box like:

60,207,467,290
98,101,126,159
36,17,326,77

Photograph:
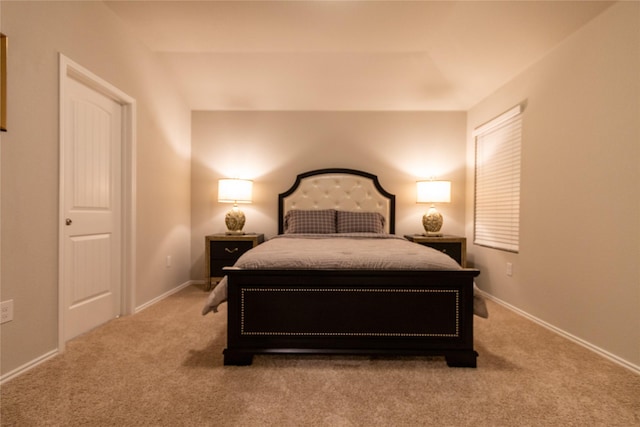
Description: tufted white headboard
278,168,396,234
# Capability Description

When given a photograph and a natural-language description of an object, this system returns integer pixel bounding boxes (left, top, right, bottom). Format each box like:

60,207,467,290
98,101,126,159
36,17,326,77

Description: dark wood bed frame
223,169,480,367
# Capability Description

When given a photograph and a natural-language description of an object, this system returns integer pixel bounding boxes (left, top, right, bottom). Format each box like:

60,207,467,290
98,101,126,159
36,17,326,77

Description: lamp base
225,206,246,234
422,206,444,236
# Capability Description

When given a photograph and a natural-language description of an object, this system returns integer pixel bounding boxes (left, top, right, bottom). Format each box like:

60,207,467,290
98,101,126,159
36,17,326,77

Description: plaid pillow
336,211,385,234
284,209,337,234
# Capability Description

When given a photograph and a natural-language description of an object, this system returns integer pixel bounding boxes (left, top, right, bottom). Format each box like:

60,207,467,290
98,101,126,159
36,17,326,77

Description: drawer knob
225,247,239,254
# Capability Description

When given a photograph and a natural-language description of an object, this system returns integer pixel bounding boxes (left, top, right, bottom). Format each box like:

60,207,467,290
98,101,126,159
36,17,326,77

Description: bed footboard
223,269,480,367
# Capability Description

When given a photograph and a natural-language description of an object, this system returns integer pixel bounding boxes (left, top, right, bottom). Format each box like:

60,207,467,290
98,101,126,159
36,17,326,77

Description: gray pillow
284,209,337,234
336,211,385,233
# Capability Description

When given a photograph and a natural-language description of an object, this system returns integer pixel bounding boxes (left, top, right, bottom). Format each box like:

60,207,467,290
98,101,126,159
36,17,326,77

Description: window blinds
473,105,522,253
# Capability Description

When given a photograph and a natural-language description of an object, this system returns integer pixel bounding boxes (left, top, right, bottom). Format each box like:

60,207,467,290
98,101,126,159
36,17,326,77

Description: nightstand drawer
424,242,462,265
404,235,467,267
210,240,254,260
204,233,265,290
210,259,236,276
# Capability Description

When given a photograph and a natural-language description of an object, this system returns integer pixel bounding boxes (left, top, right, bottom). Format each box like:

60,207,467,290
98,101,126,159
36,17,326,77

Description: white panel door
62,76,122,341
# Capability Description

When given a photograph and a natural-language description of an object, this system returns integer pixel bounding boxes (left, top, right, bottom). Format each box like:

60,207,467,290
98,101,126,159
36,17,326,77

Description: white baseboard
6,285,636,384
0,349,58,385
479,290,640,375
2,280,201,384
134,279,197,313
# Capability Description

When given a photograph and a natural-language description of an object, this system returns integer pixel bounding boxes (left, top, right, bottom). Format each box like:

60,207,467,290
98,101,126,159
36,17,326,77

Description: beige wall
466,2,640,369
2,0,637,380
191,111,467,279
0,2,192,376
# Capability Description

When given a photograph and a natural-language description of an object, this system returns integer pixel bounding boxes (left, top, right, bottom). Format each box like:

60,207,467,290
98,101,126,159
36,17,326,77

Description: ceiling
105,1,614,111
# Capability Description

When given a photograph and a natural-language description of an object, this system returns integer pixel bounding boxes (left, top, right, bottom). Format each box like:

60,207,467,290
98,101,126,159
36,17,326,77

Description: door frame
58,54,136,351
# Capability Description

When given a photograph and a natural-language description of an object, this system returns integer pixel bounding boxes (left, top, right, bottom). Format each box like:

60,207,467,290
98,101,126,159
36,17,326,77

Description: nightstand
404,234,467,267
204,233,264,290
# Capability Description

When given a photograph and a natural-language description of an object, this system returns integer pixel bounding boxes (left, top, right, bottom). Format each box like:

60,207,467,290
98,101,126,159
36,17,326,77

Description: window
473,105,522,253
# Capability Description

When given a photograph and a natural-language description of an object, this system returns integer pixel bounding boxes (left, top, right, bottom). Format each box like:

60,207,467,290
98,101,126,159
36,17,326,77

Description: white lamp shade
218,179,253,204
416,180,451,203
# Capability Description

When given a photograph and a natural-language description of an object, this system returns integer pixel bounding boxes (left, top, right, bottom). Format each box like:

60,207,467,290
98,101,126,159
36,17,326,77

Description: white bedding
202,234,488,317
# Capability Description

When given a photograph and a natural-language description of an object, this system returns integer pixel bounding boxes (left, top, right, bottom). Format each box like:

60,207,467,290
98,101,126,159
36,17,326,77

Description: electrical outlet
506,262,513,277
1,300,14,324
166,255,172,268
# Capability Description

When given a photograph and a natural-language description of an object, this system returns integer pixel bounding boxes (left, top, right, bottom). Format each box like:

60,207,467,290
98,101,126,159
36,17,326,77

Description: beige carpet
1,285,638,426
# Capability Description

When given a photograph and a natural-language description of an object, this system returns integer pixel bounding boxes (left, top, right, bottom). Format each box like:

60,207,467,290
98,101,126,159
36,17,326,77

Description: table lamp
416,180,451,236
218,178,253,234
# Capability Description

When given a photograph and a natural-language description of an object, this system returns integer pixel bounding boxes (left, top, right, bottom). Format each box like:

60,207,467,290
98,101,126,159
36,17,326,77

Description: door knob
65,218,73,226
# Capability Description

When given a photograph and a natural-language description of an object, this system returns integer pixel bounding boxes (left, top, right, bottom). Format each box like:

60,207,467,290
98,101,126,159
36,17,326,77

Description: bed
204,168,482,367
